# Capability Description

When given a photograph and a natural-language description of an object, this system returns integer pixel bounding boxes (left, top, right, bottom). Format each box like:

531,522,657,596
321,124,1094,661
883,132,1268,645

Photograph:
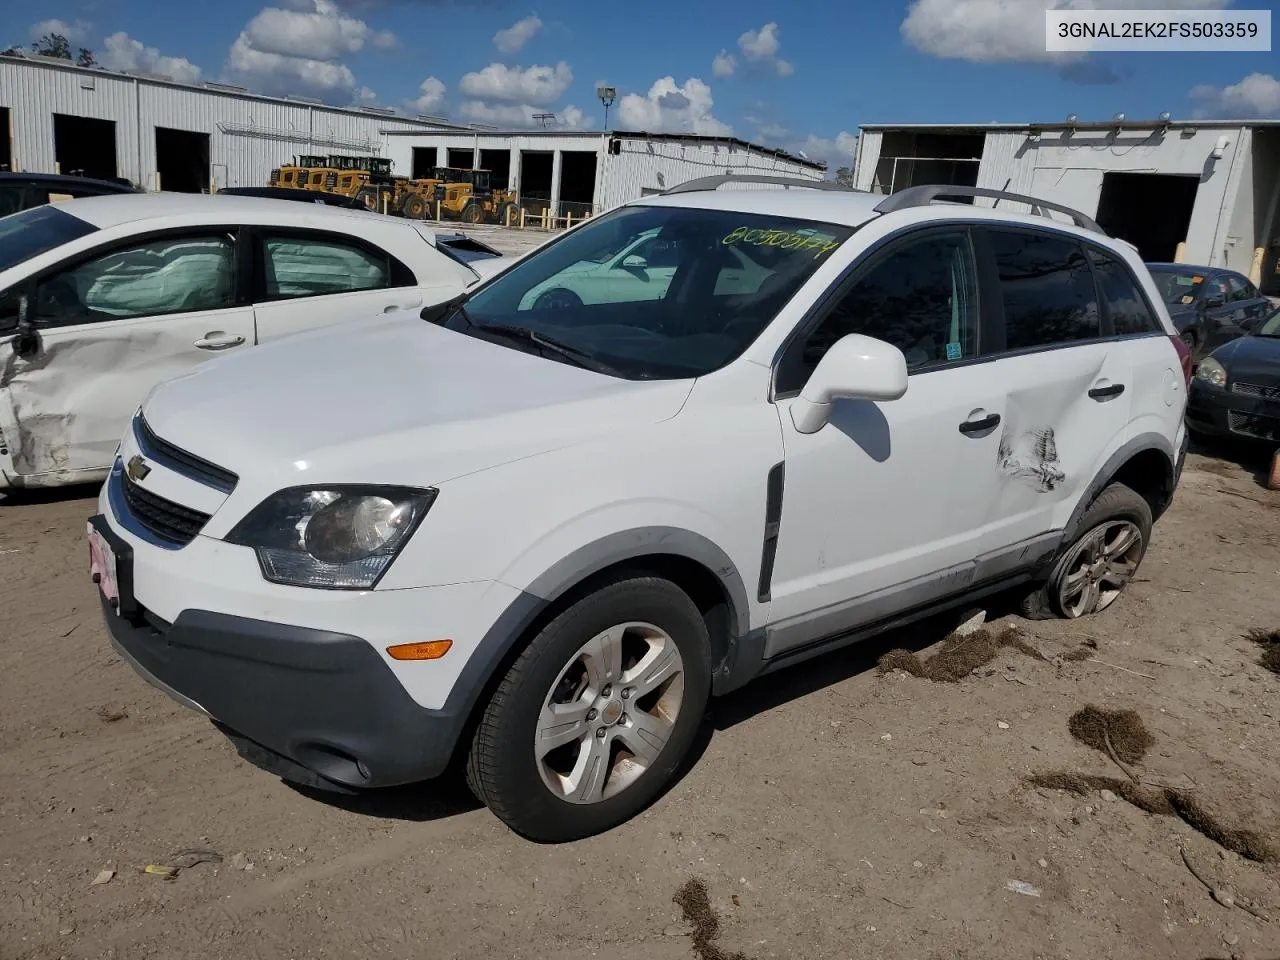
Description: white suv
91,178,1190,842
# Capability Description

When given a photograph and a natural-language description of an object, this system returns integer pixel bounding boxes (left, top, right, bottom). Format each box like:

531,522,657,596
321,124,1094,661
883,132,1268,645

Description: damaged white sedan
0,194,511,489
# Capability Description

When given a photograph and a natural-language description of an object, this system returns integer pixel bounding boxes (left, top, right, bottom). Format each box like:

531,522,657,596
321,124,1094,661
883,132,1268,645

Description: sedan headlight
1195,356,1227,388
227,486,437,589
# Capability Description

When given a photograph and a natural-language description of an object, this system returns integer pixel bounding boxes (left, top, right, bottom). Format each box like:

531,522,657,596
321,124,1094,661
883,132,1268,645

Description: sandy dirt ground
2,438,1278,960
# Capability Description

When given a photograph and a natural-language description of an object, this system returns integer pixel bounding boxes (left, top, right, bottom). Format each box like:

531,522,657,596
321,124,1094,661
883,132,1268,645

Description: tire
357,187,380,212
461,200,483,224
1019,482,1153,621
401,194,429,220
533,288,583,311
495,202,517,226
466,576,711,842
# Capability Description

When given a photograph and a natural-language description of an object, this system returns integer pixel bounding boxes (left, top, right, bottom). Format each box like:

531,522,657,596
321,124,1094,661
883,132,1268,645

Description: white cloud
410,76,447,112
243,0,395,61
458,99,589,129
353,84,377,104
227,33,356,98
493,15,542,54
1190,72,1280,118
458,61,572,105
736,22,792,77
712,50,736,78
224,0,399,101
792,130,858,169
902,0,1230,65
102,33,203,84
616,76,732,136
29,18,93,43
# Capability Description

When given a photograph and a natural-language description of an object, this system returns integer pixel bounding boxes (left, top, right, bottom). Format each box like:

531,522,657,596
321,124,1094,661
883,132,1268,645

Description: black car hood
1214,335,1280,386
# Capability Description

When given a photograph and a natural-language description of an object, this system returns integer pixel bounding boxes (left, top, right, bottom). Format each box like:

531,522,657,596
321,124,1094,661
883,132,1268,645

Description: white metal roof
636,189,886,227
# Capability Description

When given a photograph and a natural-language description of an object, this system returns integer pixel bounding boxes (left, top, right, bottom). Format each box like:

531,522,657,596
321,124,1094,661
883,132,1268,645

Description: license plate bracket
88,516,136,618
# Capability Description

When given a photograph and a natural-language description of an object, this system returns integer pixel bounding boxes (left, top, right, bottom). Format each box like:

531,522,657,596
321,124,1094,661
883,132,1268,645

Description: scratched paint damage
997,424,1066,493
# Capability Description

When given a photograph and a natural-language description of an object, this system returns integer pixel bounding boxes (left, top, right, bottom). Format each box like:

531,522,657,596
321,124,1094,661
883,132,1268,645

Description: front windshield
445,204,853,379
1256,306,1280,337
1148,269,1205,306
0,204,98,273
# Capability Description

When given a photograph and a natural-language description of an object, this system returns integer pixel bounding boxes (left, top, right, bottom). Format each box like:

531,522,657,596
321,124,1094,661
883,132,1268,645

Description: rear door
973,226,1133,552
1,228,253,483
250,227,438,343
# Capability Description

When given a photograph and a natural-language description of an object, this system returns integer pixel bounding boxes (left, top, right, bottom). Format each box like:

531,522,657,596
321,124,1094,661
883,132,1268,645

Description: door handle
193,334,246,350
1088,383,1126,400
958,412,1001,435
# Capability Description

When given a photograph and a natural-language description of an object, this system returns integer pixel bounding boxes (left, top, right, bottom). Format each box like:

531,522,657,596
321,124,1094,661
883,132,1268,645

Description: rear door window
988,229,1099,351
1089,249,1162,336
258,233,407,300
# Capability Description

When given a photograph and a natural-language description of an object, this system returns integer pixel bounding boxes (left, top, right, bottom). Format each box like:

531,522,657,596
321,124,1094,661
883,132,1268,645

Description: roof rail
662,174,858,195
873,185,1104,234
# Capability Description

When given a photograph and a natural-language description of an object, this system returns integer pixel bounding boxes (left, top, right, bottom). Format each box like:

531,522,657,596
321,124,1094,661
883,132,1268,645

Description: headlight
1195,356,1227,388
227,486,437,589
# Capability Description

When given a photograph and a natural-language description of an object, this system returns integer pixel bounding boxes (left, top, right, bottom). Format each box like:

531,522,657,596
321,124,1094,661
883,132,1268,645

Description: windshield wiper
470,322,623,377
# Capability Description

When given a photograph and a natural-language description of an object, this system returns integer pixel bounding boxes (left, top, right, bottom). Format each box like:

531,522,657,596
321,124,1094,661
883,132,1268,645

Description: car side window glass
798,230,980,375
990,230,1098,350
0,286,19,332
262,235,390,300
35,234,236,325
1205,277,1229,305
1226,276,1252,302
1088,250,1160,336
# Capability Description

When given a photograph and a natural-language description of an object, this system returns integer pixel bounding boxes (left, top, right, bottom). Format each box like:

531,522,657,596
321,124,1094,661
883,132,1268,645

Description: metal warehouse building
381,129,826,218
853,119,1280,294
0,51,824,215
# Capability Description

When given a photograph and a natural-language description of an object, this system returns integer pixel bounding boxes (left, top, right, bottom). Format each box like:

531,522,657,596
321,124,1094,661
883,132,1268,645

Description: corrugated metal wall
599,138,825,210
0,56,447,189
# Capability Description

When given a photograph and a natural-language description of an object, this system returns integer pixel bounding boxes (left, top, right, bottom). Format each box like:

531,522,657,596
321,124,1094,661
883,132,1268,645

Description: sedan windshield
0,204,98,273
1148,268,1206,306
443,204,853,379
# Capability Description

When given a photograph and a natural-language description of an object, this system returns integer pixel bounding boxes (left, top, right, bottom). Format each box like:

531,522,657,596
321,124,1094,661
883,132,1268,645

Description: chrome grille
122,475,211,546
1231,381,1280,403
134,416,238,493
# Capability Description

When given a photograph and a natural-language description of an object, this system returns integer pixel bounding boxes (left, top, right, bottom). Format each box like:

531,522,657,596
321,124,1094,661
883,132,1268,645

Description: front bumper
101,591,468,790
1187,380,1280,443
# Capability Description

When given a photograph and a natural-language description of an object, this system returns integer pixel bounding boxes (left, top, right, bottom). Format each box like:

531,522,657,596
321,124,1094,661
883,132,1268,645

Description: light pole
596,84,616,130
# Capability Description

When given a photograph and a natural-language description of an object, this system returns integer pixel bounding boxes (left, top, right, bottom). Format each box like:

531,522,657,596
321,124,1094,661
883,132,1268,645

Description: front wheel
1020,482,1152,620
466,577,711,842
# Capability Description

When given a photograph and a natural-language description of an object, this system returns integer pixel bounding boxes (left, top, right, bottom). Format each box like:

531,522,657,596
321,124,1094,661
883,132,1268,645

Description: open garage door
1095,172,1198,263
156,127,211,193
53,114,117,181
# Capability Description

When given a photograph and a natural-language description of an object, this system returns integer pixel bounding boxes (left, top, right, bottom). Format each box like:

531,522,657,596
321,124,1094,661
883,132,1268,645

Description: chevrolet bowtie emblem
126,455,151,482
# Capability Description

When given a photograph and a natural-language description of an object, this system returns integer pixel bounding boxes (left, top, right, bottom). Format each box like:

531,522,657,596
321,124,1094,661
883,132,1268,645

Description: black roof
0,171,137,193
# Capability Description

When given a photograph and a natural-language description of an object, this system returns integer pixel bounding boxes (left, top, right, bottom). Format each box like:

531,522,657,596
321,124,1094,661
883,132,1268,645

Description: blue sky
13,0,1280,168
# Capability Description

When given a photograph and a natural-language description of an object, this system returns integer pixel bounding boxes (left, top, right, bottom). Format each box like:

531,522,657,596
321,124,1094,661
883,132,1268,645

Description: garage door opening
53,113,117,181
479,149,510,190
1095,172,1198,263
447,147,475,169
874,131,984,198
0,107,11,171
411,147,438,180
155,127,210,193
519,151,553,214
558,151,597,217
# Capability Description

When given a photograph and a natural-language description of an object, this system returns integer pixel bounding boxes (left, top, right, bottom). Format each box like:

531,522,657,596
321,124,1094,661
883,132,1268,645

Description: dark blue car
1146,263,1271,363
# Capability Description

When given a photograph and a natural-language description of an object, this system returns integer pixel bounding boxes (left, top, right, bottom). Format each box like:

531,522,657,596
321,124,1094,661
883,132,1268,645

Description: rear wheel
401,193,429,220
1020,482,1152,620
461,200,483,224
357,187,380,212
466,577,711,842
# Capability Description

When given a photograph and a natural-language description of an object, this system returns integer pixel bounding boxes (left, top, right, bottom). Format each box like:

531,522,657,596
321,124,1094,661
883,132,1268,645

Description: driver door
0,229,253,484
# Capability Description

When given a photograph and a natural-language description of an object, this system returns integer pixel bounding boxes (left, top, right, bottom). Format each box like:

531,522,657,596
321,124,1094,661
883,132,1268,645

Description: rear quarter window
1089,250,1162,335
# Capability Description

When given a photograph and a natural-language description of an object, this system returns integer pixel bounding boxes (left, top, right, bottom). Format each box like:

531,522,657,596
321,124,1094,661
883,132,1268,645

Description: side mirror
12,292,40,358
791,334,908,435
621,254,647,269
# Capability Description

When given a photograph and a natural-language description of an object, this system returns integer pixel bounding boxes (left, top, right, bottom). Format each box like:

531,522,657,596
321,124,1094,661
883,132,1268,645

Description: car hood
141,316,693,491
467,255,518,279
1212,334,1280,385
